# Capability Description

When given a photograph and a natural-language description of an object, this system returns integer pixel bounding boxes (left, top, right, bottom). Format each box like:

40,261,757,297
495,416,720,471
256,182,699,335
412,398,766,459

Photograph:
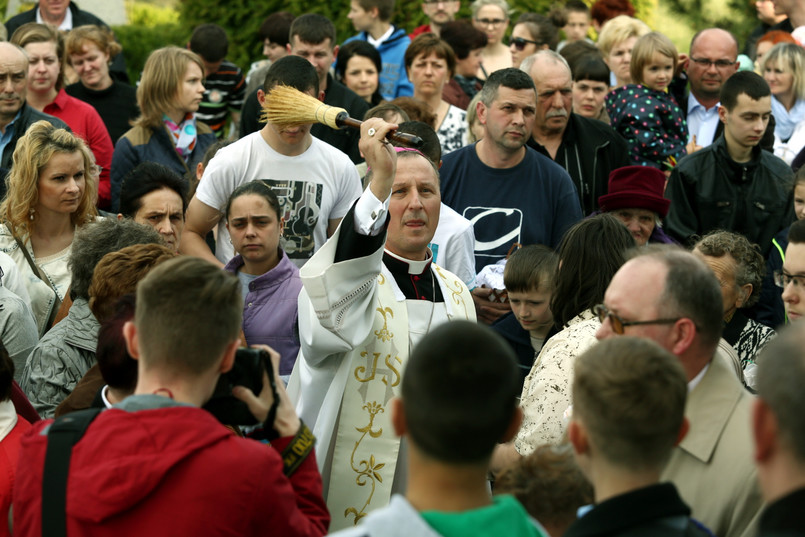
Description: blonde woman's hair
9,22,64,90
630,32,678,86
1,121,97,236
64,25,122,63
763,42,805,100
596,15,650,57
134,46,205,130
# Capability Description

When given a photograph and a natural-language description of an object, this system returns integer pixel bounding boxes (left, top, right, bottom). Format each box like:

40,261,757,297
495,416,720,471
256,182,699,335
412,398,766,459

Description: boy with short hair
188,23,246,139
558,0,593,51
492,246,558,383
343,0,414,100
565,337,713,537
330,321,546,537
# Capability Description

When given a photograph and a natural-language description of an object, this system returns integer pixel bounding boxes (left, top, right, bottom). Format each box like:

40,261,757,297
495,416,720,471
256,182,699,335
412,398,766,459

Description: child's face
641,51,674,91
563,12,590,42
795,184,805,221
509,288,553,335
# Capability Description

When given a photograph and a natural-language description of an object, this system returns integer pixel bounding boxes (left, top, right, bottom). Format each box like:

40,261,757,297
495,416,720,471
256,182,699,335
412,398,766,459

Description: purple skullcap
393,146,428,159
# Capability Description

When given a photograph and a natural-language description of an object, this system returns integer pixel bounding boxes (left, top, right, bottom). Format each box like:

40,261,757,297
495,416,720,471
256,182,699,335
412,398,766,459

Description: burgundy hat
598,165,671,218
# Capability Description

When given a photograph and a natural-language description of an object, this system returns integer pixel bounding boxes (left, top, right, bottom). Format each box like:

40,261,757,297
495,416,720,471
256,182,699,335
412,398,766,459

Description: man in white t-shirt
181,55,362,267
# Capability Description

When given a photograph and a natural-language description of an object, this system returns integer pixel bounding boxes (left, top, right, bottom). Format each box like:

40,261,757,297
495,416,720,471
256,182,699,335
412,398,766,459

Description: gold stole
326,265,471,530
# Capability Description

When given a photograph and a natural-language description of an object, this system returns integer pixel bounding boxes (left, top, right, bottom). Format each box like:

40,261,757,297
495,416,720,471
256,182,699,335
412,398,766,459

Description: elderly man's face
39,0,70,21
530,59,572,135
595,258,676,348
385,154,441,260
687,29,739,102
693,249,745,319
0,45,28,123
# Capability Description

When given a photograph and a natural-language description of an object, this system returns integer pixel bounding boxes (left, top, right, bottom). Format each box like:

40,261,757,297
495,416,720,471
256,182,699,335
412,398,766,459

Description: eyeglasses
510,37,541,50
689,57,737,69
593,304,681,335
774,270,805,289
476,18,507,26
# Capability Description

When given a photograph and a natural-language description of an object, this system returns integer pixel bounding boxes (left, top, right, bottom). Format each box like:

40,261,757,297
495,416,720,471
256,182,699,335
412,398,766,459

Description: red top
0,416,31,537
44,89,114,210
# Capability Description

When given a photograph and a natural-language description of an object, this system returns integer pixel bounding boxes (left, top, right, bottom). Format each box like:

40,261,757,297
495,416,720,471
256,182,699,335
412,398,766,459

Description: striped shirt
196,60,246,138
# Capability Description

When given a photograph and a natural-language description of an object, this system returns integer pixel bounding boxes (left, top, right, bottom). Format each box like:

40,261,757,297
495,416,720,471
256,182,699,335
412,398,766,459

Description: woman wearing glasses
512,214,634,453
762,43,805,165
471,0,512,79
509,13,559,69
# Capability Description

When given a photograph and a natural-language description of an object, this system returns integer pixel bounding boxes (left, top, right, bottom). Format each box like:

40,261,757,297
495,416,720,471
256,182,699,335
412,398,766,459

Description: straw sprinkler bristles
261,85,346,129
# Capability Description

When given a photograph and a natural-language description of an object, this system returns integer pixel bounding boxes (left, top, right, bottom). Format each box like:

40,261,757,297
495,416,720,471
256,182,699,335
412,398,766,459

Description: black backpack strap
41,408,103,537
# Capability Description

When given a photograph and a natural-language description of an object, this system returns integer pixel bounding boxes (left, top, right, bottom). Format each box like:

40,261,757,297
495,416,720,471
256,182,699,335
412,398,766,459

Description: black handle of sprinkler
337,113,424,149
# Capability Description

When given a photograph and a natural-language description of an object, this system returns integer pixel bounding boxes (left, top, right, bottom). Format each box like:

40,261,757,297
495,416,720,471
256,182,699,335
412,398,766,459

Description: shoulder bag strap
42,408,103,537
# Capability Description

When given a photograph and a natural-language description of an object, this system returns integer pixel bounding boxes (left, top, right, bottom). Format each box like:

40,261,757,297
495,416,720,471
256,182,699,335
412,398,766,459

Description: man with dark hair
289,119,474,530
20,219,163,418
13,256,329,535
244,12,295,96
564,337,712,537
595,248,764,537
329,321,543,537
409,0,461,39
522,50,629,215
182,56,362,268
240,14,369,164
439,67,582,322
342,0,414,100
188,23,246,139
666,71,793,256
752,325,805,534
778,219,805,321
118,162,188,253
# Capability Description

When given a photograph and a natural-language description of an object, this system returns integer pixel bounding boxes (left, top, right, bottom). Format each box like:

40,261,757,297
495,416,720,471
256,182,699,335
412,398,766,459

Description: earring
28,208,34,221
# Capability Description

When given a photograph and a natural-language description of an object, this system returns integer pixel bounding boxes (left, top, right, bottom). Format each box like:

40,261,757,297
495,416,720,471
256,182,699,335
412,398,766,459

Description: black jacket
528,114,629,215
240,74,368,164
665,135,794,256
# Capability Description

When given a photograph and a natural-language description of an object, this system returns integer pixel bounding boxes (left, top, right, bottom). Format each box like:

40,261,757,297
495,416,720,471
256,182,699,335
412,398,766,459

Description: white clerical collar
384,248,433,274
688,92,719,115
687,362,710,392
36,7,73,30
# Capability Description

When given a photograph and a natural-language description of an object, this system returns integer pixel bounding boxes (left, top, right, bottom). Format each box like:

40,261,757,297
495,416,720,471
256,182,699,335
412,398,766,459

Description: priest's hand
360,118,399,202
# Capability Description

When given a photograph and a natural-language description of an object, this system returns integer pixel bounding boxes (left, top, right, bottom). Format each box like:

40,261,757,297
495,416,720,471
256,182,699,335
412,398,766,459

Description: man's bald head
0,43,29,126
687,28,740,104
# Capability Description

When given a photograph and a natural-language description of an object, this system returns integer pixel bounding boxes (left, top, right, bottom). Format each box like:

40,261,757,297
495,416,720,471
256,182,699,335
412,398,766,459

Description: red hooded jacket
13,404,329,536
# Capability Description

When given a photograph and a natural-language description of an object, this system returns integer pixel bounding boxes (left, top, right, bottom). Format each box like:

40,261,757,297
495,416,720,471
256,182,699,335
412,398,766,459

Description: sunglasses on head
510,37,540,51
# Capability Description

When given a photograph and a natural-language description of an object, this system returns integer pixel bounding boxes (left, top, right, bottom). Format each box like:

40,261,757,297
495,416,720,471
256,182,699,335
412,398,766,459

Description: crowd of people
0,0,802,535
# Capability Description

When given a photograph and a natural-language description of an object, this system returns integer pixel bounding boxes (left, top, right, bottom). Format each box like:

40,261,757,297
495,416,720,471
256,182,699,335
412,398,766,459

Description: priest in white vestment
288,119,475,531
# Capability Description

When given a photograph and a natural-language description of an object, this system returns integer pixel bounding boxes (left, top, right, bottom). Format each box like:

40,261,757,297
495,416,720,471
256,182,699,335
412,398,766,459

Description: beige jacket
661,350,764,537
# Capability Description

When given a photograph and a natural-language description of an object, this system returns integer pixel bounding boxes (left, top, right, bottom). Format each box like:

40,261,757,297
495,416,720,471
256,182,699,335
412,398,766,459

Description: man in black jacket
240,14,368,164
522,50,628,215
665,71,793,256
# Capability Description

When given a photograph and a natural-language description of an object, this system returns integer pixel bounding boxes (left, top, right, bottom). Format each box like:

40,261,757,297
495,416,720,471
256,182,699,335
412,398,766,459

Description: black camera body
203,348,272,425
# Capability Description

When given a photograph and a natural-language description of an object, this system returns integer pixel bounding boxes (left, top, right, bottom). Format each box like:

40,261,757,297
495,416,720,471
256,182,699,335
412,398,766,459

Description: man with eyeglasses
409,0,461,39
665,71,793,257
778,219,805,321
671,28,739,151
595,247,764,537
521,51,628,215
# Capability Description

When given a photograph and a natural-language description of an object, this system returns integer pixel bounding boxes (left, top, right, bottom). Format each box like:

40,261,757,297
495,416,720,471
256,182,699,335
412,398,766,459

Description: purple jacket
225,251,303,375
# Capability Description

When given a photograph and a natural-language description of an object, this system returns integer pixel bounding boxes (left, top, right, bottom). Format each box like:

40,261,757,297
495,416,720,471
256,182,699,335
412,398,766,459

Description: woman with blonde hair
471,0,512,79
110,46,215,212
11,23,114,210
762,43,805,164
596,14,650,86
0,121,97,335
64,25,139,143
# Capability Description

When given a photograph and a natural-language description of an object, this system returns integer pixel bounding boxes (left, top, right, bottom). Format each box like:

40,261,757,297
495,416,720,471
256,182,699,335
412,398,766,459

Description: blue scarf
771,96,805,141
